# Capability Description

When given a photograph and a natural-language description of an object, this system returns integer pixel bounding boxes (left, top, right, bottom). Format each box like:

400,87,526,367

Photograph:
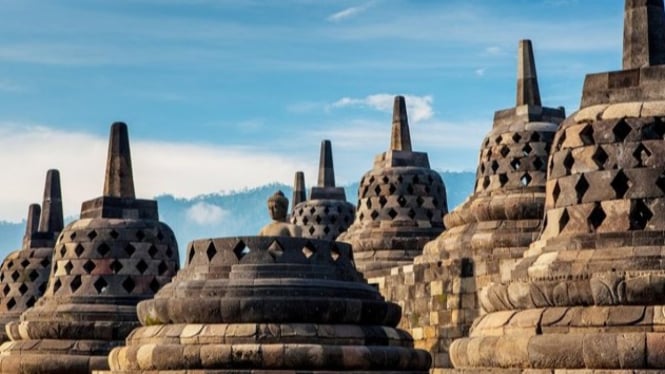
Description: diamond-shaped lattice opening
530,132,541,142
205,244,217,261
110,230,119,239
397,175,403,183
18,283,28,295
330,215,338,224
559,209,570,231
59,246,67,257
613,119,632,141
87,230,98,240
407,183,415,194
657,173,665,194
29,269,39,282
83,260,96,274
382,175,389,184
592,146,608,168
370,210,379,220
579,124,594,146
491,160,499,173
97,243,111,257
523,143,533,156
308,226,316,235
158,261,168,275
480,164,486,174
413,175,420,184
53,279,61,293
499,145,510,158
512,133,522,143
397,195,407,207
575,175,590,203
165,247,173,258
563,151,575,172
302,245,314,258
10,271,18,282
75,244,85,257
5,261,12,270
633,143,652,167
136,260,148,274
150,278,161,293
6,298,15,310
26,296,35,308
630,200,653,230
388,208,398,219
124,244,136,256
552,182,561,203
315,215,322,224
64,261,74,275
511,159,521,170
2,284,9,296
70,275,82,292
233,241,250,260
20,259,29,268
148,245,159,258
533,157,544,170
426,210,434,220
40,257,50,268
555,131,567,151
69,232,77,240
521,173,532,186
495,135,503,144
157,230,164,241
110,259,123,274
482,177,490,189
302,216,309,225
499,173,508,187
408,209,416,219
374,185,382,195
378,196,387,207
309,206,316,215
416,196,425,207
122,277,136,293
588,203,606,230
136,230,146,241
323,226,331,235
94,277,108,293
611,171,630,198
389,184,397,194
38,282,47,293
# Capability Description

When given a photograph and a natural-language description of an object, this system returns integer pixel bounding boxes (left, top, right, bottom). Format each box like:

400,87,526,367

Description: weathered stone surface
0,123,180,373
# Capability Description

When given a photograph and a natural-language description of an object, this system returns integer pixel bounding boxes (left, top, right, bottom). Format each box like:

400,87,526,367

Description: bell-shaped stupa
451,1,665,370
0,123,179,373
291,140,356,240
98,198,431,373
0,170,63,342
339,96,448,277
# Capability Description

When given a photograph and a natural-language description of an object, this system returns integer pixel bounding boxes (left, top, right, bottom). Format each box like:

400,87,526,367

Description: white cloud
327,2,374,22
475,68,486,77
330,93,434,123
186,202,228,225
0,123,315,222
484,46,503,55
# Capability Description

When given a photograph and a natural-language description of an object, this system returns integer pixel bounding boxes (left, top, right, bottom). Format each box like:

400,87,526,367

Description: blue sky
0,0,624,222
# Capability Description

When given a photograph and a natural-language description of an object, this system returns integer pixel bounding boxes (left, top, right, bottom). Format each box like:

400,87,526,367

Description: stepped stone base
435,370,665,374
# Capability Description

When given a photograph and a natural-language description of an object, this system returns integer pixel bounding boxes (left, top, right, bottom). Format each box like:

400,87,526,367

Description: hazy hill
0,171,475,261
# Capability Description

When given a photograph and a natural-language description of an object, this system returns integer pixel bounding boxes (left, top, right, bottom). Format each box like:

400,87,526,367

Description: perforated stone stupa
291,140,356,241
100,232,431,371
0,122,179,373
0,170,63,342
451,1,665,371
339,96,448,277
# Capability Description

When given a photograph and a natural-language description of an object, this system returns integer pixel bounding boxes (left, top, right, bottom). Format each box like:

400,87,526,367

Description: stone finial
516,39,542,106
24,204,41,239
292,171,306,208
317,140,336,188
623,0,665,69
38,169,64,234
390,96,412,152
103,122,135,199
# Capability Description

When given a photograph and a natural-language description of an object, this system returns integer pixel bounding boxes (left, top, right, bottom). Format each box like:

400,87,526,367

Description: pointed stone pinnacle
38,169,64,234
24,204,40,238
104,122,136,199
317,140,336,188
292,171,306,208
516,39,542,106
390,96,412,152
623,0,665,69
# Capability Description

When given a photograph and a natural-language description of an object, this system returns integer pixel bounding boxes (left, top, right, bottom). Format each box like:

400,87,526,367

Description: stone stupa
451,0,665,371
99,190,431,373
0,170,63,342
291,140,356,241
291,170,306,217
339,96,448,277
0,122,180,373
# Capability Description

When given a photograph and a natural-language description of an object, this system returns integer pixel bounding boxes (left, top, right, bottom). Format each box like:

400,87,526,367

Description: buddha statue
259,190,302,237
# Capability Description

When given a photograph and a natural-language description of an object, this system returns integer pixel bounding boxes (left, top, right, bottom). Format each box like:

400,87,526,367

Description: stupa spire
24,204,40,239
292,171,306,208
38,169,63,234
623,0,665,69
317,140,336,188
516,39,542,106
390,96,412,152
104,122,135,198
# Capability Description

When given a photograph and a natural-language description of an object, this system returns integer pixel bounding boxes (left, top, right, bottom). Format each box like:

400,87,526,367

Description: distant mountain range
0,171,475,262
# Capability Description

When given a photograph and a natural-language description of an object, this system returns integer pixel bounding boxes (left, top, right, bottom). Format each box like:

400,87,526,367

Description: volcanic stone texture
292,140,356,241
339,96,448,277
97,235,431,373
450,1,665,372
0,123,180,373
